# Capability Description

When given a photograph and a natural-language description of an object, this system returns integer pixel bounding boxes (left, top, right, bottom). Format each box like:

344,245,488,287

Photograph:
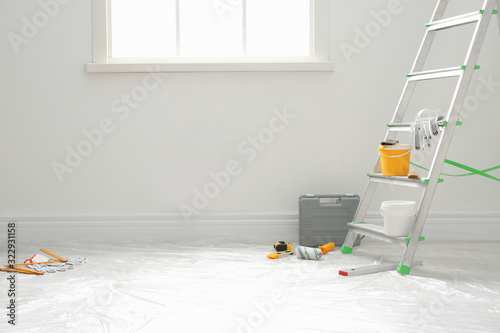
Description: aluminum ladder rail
339,0,498,276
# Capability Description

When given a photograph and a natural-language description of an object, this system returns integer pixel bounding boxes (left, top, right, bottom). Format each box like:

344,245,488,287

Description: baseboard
0,210,499,243
0,211,299,244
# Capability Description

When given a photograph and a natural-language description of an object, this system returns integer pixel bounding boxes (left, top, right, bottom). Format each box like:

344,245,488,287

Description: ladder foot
340,245,353,254
397,264,412,275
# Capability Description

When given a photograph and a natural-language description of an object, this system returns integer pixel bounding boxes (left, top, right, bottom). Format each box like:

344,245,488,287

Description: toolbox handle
303,195,344,205
302,194,359,205
303,194,357,198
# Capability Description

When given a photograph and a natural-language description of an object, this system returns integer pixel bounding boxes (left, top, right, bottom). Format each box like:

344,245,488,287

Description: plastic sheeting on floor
1,238,499,333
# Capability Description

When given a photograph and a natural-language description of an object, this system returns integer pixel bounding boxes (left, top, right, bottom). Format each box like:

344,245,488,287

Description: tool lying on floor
0,266,44,275
268,241,294,259
267,250,295,259
22,253,71,273
40,249,68,262
295,243,335,260
27,249,87,265
274,241,291,252
295,246,323,260
319,242,335,254
1,249,87,275
23,250,87,273
267,242,335,260
11,260,65,266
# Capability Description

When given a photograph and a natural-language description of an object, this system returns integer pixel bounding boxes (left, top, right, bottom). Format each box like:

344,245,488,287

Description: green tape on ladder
444,159,500,182
440,120,462,126
422,178,444,184
480,9,498,14
411,160,500,182
460,65,480,70
404,236,425,243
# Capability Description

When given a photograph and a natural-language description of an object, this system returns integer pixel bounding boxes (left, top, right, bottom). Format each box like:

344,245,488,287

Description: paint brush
5,261,67,267
40,249,67,262
0,267,43,275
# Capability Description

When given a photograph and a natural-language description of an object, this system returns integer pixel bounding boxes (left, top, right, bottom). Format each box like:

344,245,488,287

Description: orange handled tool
0,267,43,275
6,261,61,267
318,242,335,254
40,249,67,262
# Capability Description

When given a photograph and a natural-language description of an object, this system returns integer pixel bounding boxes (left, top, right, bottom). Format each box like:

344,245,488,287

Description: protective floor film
1,239,499,333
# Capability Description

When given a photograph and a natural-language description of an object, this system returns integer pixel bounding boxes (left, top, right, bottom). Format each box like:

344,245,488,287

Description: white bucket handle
383,150,411,158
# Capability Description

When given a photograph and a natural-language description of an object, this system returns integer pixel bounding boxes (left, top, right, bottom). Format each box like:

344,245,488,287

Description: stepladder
339,0,499,276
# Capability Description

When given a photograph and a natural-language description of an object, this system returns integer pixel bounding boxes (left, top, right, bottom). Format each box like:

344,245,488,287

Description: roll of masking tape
295,246,323,260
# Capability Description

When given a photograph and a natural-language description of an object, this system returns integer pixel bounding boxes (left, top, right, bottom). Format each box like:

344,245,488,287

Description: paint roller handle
318,242,335,254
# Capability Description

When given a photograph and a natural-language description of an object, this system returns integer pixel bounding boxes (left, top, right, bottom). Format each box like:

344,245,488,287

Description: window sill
85,61,334,73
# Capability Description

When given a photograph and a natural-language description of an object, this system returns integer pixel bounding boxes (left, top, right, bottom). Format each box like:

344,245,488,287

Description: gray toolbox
299,194,360,247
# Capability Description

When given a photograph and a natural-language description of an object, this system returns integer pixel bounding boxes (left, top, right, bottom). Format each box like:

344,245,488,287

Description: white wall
1,0,499,225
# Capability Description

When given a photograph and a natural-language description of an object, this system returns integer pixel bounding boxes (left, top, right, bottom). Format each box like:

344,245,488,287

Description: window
87,0,331,72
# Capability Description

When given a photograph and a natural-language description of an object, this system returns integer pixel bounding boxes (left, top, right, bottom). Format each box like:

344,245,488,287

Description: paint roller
267,242,335,260
295,242,335,260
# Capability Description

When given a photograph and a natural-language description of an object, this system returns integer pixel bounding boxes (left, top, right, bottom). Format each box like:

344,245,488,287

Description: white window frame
86,0,332,73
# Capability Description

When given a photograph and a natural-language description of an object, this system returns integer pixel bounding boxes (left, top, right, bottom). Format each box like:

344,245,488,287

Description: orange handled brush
6,261,62,267
0,267,43,275
40,249,67,262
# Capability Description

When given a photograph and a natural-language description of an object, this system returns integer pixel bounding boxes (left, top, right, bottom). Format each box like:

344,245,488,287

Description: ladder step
367,173,443,188
406,66,464,81
347,223,426,246
386,120,462,132
386,122,414,132
426,11,482,31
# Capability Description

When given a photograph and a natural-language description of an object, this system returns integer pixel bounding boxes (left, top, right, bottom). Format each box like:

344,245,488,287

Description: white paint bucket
380,201,417,236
